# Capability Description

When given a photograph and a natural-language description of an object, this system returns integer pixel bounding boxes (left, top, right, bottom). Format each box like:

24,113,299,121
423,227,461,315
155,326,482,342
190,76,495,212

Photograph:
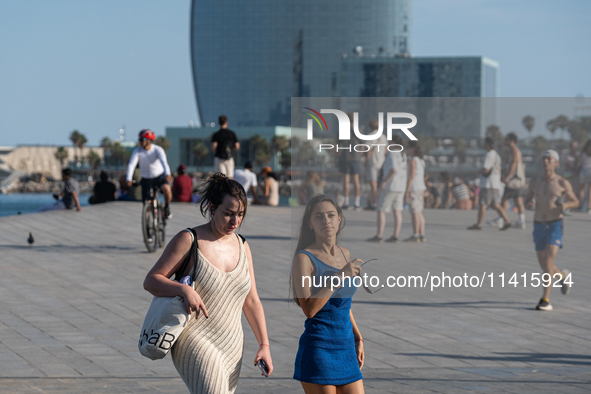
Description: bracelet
259,343,270,347
355,338,363,342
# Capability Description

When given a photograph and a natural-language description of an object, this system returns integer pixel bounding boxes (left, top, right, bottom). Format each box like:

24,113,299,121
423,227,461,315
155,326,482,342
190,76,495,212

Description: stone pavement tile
0,380,42,394
42,344,109,376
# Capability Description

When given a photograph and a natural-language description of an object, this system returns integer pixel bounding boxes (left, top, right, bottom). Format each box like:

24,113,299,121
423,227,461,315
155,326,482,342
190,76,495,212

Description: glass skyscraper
190,0,412,127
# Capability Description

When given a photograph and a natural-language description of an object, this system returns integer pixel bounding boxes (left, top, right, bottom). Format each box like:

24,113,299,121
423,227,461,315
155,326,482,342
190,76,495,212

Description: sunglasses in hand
359,259,383,294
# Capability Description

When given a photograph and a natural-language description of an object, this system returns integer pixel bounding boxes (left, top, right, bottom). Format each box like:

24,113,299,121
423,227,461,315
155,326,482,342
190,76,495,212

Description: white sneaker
560,269,571,295
486,218,503,228
513,220,526,230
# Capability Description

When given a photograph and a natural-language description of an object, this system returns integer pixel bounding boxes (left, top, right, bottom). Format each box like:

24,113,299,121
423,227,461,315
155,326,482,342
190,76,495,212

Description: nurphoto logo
303,108,417,153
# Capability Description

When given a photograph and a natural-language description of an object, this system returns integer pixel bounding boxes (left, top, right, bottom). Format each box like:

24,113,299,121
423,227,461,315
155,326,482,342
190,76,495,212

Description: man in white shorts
364,119,388,210
367,135,407,243
468,137,511,231
210,115,239,178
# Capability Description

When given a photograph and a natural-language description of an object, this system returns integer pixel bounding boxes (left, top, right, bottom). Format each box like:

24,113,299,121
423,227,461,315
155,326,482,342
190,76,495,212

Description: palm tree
192,140,209,166
554,115,569,140
271,135,290,154
485,125,504,149
155,136,171,152
100,137,112,166
69,130,81,161
77,133,88,162
54,147,69,169
546,119,557,140
110,141,127,168
250,134,272,166
280,152,292,169
522,115,534,142
452,135,467,164
271,135,290,169
87,150,102,170
531,136,549,157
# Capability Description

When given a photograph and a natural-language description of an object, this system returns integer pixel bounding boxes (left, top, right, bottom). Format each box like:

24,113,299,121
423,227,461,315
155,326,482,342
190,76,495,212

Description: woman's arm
350,309,364,369
405,158,416,202
241,241,274,376
380,169,396,190
143,230,208,316
293,251,362,319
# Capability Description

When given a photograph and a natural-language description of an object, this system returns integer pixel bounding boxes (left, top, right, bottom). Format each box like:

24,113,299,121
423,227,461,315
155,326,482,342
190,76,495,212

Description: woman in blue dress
291,194,365,393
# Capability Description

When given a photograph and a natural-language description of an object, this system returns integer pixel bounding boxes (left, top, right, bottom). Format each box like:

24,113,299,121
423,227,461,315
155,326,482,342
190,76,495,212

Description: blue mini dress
293,250,363,386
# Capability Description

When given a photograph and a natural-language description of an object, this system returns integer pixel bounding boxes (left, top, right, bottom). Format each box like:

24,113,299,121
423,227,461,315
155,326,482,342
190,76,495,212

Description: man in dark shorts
489,133,527,229
211,115,239,179
338,113,363,210
126,129,173,218
524,150,579,311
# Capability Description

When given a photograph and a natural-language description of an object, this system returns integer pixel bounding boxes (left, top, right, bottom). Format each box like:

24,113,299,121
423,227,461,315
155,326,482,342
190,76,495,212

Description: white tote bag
138,228,197,360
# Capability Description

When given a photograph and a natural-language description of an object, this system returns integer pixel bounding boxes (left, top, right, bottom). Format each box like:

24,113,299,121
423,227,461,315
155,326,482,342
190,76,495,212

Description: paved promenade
0,202,589,393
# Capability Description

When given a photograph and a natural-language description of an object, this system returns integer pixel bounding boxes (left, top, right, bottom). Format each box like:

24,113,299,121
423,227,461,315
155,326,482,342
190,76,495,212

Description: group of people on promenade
138,149,579,394
37,120,585,393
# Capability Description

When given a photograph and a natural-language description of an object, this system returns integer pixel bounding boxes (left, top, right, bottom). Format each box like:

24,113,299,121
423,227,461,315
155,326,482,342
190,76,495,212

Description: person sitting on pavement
424,173,441,209
126,129,173,218
451,178,474,210
254,166,279,206
38,168,82,212
172,164,193,202
89,171,116,204
439,171,454,209
234,161,260,204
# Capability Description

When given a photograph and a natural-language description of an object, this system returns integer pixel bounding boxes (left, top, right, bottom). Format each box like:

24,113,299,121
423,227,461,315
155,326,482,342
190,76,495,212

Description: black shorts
140,173,169,203
503,187,524,200
339,161,361,175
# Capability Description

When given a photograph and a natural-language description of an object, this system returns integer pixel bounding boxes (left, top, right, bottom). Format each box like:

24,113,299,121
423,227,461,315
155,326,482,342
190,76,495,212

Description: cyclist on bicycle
126,129,174,219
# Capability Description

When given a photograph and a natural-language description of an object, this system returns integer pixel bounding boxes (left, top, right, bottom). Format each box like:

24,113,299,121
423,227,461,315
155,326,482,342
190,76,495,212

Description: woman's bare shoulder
338,246,351,260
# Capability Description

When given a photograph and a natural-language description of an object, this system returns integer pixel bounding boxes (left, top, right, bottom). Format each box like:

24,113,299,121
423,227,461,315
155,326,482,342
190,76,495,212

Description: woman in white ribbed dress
144,173,273,393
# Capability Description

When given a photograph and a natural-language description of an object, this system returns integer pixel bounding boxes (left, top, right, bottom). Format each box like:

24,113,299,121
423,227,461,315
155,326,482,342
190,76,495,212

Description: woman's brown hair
195,172,247,221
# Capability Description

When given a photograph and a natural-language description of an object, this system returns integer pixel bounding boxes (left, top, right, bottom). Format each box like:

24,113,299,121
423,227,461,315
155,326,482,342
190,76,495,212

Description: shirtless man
524,150,579,311
490,133,527,228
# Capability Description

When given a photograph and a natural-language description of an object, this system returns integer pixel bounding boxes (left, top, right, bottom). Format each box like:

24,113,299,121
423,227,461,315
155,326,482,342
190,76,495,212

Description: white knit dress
171,235,251,394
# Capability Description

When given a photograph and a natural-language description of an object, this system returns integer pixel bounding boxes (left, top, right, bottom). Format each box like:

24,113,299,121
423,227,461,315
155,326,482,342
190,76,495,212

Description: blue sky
1,0,590,146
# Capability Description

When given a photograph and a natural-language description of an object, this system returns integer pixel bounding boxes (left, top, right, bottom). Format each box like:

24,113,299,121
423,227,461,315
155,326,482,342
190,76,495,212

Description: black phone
257,359,269,377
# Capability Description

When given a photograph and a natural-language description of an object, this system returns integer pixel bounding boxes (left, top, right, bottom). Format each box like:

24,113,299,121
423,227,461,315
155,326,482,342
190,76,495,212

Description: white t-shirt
410,156,426,192
233,169,258,194
382,151,407,192
126,145,171,182
368,134,388,168
479,149,502,189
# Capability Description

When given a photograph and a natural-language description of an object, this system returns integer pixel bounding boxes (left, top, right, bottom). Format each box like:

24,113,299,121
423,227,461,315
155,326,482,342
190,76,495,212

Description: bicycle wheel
142,202,158,253
157,201,166,248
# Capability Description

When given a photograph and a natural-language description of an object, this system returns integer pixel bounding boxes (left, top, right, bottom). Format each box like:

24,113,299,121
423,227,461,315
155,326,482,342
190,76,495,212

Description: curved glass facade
190,0,412,127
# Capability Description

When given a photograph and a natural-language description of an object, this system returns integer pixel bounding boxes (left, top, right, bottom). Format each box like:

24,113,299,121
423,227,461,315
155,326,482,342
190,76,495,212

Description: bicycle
137,181,166,253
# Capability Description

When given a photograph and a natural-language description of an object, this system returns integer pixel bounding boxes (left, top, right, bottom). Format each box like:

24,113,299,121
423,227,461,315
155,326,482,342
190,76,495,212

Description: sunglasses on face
139,138,147,142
